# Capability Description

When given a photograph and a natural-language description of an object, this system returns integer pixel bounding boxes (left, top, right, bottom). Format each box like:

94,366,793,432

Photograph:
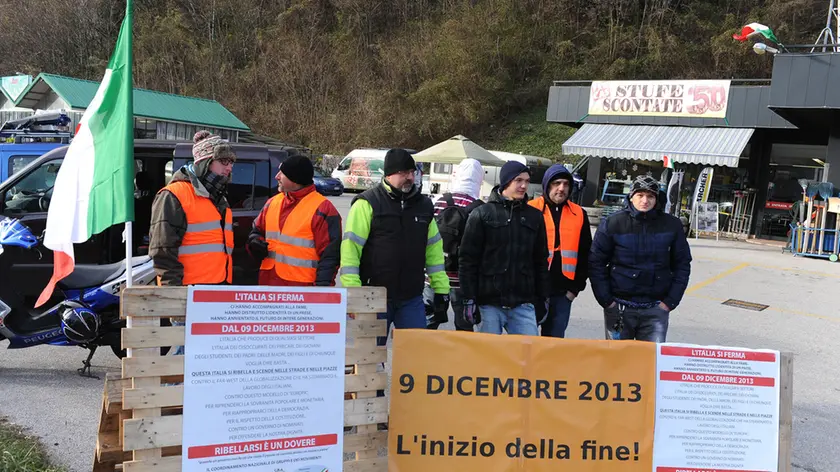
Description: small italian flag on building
663,156,675,169
733,23,779,43
36,1,134,307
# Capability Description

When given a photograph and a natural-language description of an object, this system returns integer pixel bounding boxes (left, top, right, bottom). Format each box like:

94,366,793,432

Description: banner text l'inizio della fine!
388,331,657,472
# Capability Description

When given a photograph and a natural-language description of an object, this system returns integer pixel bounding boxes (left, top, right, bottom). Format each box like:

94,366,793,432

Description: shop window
2,159,63,214
433,163,452,174
134,118,157,139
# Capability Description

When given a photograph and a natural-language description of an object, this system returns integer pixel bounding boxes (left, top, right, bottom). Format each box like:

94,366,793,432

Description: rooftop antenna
811,0,839,52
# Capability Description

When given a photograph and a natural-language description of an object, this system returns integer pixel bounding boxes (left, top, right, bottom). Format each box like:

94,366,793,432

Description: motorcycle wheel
110,318,172,359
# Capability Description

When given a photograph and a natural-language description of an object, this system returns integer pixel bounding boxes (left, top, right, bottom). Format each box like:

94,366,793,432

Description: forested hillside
0,0,831,156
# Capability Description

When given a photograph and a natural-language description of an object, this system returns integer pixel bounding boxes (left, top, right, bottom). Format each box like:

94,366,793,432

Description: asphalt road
1,193,838,472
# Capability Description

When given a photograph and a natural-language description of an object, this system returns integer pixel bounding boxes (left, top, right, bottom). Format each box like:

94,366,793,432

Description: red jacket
248,185,341,286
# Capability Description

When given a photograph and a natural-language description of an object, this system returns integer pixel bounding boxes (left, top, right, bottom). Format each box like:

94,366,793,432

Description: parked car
314,169,344,196
0,139,289,304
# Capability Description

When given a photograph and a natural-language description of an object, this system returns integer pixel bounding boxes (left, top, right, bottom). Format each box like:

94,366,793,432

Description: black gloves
462,299,479,325
425,293,450,329
247,234,269,261
433,293,450,314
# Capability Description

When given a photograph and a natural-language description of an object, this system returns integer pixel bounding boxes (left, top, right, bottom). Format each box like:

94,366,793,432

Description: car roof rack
1,111,73,144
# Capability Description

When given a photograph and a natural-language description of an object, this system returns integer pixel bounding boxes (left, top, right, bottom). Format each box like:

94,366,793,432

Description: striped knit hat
192,130,236,163
630,175,660,197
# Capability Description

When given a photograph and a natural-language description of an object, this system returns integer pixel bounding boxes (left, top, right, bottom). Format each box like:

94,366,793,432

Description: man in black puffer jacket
458,161,550,336
589,175,692,342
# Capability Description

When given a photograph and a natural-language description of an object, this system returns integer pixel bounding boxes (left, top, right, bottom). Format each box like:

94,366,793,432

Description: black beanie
383,148,416,176
279,155,314,186
499,160,529,190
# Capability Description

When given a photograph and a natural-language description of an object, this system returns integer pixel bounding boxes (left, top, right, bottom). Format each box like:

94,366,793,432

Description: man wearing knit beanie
590,174,692,343
457,161,550,336
149,130,237,287
149,130,238,356
340,148,450,345
498,160,529,197
247,155,342,287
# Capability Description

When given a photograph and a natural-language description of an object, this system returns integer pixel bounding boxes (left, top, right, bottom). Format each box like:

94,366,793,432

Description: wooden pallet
95,285,388,472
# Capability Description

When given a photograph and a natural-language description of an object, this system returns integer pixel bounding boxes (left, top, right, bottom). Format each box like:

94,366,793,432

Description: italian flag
733,23,779,43
36,1,134,307
663,155,675,169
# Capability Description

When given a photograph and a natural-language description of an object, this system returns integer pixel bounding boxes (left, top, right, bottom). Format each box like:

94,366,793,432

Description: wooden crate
111,285,388,472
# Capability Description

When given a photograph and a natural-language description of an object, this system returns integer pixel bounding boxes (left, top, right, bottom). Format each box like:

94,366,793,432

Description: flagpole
124,0,134,360
125,222,133,288
125,0,134,290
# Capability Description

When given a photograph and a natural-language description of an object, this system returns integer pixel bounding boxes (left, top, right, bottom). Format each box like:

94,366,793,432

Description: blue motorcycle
0,217,160,377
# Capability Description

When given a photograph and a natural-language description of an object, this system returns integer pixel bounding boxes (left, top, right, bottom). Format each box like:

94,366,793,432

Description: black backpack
436,193,483,272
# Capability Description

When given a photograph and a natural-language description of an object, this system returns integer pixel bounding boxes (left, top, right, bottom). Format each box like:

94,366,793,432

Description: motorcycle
0,217,159,377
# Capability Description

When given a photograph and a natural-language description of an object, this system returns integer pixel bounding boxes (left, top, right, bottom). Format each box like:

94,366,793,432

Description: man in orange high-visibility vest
528,164,591,338
247,156,342,286
149,130,236,287
149,130,236,358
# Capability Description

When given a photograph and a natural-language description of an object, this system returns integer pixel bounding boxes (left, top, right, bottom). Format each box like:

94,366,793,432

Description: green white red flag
36,1,134,307
733,23,779,43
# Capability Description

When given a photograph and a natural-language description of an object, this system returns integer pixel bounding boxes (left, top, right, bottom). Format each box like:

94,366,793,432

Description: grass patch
0,419,66,472
481,107,578,163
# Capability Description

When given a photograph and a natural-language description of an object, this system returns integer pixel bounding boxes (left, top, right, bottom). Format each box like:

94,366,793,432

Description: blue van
0,111,72,181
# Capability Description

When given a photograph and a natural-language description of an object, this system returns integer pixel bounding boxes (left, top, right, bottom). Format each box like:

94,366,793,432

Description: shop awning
562,124,754,168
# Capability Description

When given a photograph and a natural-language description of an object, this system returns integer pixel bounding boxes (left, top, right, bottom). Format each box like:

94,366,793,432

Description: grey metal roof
562,124,755,168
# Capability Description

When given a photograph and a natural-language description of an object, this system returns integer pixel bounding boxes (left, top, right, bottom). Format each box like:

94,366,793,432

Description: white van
331,148,388,192
332,148,428,193
426,151,552,200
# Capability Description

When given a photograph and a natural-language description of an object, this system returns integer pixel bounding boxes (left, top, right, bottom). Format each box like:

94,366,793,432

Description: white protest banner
182,285,347,472
653,344,781,472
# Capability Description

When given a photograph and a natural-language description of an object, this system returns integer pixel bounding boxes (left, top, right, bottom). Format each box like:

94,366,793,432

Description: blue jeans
377,295,425,346
603,304,669,342
541,295,572,338
478,304,537,335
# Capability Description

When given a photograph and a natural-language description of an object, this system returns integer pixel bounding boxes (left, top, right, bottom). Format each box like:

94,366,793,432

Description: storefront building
548,52,840,240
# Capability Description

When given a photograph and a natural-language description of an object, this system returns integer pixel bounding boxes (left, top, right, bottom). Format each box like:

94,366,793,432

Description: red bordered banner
191,322,341,335
660,371,775,387
187,433,338,459
660,346,777,362
192,290,342,304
